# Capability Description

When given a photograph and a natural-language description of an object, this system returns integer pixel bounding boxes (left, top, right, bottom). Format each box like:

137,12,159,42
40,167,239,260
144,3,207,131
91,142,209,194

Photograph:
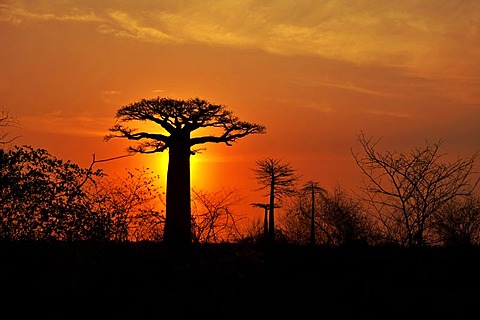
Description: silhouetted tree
106,97,266,246
0,145,104,241
251,203,270,240
253,157,298,242
433,194,480,246
282,185,376,245
352,132,479,246
250,202,281,241
191,188,244,243
0,145,164,241
87,167,165,242
238,217,265,243
301,181,327,245
0,108,19,146
322,186,378,245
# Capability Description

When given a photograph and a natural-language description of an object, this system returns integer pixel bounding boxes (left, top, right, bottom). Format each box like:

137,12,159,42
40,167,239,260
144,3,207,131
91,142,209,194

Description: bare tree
433,194,480,246
191,188,244,243
0,108,19,146
282,185,376,246
106,97,266,246
238,217,265,243
322,186,378,246
250,202,280,241
301,181,327,245
252,157,299,242
86,167,165,242
352,132,479,246
251,203,270,241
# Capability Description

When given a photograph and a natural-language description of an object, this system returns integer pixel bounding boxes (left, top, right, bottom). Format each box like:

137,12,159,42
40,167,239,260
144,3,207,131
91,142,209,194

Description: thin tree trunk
310,188,315,246
264,207,268,240
269,181,275,242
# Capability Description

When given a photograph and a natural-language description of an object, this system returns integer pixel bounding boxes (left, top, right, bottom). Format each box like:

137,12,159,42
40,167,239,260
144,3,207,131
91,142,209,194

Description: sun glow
146,151,215,191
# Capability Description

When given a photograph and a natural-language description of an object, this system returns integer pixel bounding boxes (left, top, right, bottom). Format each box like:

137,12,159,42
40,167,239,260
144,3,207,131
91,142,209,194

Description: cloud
102,90,121,95
288,78,394,97
361,108,412,119
0,3,102,24
19,111,113,138
98,10,176,42
2,0,480,79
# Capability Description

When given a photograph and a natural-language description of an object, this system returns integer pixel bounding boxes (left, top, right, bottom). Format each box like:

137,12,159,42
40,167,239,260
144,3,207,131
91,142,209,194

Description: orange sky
1,0,479,220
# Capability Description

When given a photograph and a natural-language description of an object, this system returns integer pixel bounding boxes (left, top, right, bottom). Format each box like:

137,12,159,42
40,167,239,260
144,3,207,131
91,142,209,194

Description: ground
1,241,479,319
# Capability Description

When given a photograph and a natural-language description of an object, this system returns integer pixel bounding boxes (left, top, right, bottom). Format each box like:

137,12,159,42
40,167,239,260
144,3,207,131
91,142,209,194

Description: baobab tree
301,181,327,245
253,157,298,242
250,202,280,241
106,97,266,246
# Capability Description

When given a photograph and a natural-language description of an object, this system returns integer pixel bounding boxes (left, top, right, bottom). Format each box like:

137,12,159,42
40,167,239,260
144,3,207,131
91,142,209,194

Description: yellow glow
146,151,213,191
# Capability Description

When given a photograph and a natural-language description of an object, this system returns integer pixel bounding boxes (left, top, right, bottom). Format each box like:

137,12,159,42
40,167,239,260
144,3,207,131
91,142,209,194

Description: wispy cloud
98,10,176,42
289,78,394,97
0,3,102,24
2,0,479,78
101,90,121,95
362,108,413,119
19,111,113,137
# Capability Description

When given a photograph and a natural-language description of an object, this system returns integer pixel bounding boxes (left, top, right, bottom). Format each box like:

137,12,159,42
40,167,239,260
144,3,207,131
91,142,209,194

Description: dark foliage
0,145,105,241
2,241,479,318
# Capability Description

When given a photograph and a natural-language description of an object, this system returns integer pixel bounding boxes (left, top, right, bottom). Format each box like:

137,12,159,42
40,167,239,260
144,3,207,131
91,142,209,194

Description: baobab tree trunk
310,187,315,246
269,182,275,242
164,136,192,246
263,206,269,240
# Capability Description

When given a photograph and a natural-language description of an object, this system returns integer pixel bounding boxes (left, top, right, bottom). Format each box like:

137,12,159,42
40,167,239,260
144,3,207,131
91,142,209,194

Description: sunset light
2,1,480,317
1,0,479,224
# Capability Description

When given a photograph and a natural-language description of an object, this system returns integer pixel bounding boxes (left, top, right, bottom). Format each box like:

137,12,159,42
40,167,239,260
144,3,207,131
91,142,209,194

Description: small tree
251,203,270,241
191,188,244,243
106,97,266,247
0,145,104,241
352,132,479,246
301,181,327,245
87,167,165,242
433,194,480,246
0,108,19,146
282,185,376,246
252,157,298,242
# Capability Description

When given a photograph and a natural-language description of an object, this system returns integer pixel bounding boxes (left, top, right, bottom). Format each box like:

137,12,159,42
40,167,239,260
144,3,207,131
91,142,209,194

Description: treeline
1,142,479,247
1,107,479,246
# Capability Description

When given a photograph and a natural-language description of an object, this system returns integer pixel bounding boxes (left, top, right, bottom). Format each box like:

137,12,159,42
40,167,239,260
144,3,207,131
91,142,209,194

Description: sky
1,0,479,219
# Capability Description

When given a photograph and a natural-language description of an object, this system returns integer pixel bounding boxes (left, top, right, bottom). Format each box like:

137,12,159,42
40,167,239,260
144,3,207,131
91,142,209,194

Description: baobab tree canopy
106,97,266,247
106,97,266,154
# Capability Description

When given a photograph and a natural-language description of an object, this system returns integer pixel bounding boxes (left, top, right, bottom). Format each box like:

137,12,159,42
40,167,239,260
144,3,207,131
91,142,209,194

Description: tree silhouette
251,203,270,240
282,185,375,245
87,167,165,242
250,202,280,241
0,145,104,240
301,181,327,245
433,194,480,246
191,188,244,243
0,108,19,146
352,132,479,246
252,157,298,242
106,97,266,246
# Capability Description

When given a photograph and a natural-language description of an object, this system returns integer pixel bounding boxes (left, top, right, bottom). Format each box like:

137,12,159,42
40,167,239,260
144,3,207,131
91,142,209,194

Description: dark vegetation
2,241,479,318
2,104,480,318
